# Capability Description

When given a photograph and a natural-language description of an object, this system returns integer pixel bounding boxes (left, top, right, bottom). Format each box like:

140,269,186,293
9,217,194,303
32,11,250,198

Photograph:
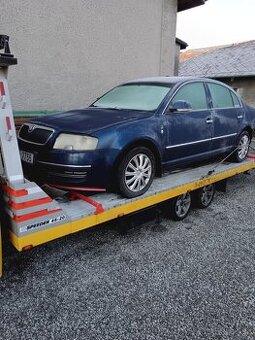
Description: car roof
124,76,204,85
123,76,238,94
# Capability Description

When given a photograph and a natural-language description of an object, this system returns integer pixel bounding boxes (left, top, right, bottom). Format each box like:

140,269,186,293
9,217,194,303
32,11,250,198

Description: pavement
1,166,255,339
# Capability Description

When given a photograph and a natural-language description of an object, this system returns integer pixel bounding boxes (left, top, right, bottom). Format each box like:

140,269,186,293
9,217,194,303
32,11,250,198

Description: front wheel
117,147,156,198
232,131,250,162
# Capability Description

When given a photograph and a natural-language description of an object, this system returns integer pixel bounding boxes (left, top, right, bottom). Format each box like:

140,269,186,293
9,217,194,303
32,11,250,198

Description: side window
207,83,234,109
171,82,208,110
231,91,241,108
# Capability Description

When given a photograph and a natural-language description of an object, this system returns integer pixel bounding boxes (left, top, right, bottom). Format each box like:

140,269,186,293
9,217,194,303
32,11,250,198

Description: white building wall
1,0,177,112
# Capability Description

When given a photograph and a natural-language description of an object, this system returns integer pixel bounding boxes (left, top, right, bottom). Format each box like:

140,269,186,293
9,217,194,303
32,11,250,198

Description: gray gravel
1,170,255,339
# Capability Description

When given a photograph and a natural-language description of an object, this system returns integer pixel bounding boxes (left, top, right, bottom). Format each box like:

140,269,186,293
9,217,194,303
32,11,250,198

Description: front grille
48,171,88,179
19,123,54,145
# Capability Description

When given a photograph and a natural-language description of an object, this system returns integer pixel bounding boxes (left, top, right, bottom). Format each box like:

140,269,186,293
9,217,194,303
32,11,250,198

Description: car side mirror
168,100,192,113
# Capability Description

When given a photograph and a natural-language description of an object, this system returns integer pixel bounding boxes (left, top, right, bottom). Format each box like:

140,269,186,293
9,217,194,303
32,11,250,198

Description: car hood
30,108,152,134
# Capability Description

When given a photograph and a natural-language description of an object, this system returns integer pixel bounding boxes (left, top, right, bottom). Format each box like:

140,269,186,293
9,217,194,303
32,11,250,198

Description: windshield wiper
91,106,128,111
91,106,152,112
90,105,119,110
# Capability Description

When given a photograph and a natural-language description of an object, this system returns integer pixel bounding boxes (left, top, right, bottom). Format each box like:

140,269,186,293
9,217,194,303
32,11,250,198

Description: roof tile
179,40,255,78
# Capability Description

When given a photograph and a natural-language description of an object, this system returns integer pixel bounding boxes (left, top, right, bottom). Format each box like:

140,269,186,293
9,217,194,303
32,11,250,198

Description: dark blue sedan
18,77,255,197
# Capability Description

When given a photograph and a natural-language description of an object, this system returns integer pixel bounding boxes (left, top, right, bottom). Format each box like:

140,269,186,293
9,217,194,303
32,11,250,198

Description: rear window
231,91,241,108
207,83,234,109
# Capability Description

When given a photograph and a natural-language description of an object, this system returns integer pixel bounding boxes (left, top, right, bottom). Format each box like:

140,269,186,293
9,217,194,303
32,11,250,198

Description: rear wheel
117,147,156,198
232,131,250,162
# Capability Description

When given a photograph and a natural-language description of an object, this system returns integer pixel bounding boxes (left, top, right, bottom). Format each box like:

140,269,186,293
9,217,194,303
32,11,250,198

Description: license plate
20,150,34,165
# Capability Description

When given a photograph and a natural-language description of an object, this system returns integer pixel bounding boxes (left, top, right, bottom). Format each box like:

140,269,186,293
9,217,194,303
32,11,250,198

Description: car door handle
206,118,213,124
237,114,243,119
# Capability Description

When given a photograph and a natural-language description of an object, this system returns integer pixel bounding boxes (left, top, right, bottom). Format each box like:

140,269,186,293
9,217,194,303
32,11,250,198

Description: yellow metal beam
9,221,72,251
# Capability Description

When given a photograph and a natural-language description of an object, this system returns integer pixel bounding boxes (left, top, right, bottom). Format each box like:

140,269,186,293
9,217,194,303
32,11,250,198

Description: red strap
247,154,255,160
49,183,106,192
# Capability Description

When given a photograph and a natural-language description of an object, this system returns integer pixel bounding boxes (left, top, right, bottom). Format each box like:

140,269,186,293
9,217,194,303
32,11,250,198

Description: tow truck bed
8,158,255,252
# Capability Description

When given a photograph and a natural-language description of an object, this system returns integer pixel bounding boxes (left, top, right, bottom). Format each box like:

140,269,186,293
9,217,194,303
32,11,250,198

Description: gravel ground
1,168,255,339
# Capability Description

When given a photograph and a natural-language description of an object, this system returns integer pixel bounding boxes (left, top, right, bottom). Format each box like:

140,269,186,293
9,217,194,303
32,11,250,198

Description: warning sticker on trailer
20,215,67,233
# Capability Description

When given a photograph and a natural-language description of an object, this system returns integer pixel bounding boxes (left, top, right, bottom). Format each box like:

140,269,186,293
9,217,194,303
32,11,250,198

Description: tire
232,130,251,162
168,192,191,221
117,147,156,198
193,184,215,209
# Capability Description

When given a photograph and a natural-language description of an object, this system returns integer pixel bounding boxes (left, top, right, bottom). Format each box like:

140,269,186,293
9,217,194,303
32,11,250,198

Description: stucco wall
174,44,181,76
219,78,255,108
1,0,177,112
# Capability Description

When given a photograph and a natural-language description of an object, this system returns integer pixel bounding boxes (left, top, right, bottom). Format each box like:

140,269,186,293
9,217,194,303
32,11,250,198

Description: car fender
94,116,164,175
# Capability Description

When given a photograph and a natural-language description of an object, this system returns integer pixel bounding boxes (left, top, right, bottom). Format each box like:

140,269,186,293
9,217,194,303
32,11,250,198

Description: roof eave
178,0,207,12
176,38,188,50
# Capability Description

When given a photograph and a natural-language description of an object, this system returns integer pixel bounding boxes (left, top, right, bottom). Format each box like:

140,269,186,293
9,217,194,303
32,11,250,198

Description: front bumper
37,160,92,180
22,159,94,185
18,135,120,189
19,149,112,189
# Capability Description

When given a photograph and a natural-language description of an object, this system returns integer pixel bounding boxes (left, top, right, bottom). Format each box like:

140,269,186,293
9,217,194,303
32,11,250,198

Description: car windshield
92,84,172,111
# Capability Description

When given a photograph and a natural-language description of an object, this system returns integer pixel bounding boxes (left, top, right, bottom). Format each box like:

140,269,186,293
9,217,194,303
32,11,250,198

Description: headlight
53,134,98,151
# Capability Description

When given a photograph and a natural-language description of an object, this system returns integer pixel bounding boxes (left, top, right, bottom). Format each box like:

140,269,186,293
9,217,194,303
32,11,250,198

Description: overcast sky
176,0,255,50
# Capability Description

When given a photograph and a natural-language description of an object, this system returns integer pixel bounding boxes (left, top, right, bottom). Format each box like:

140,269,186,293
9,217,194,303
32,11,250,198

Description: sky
176,0,255,50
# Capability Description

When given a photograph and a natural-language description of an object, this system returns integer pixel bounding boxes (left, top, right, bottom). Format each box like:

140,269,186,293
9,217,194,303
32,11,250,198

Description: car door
163,81,213,165
206,82,243,152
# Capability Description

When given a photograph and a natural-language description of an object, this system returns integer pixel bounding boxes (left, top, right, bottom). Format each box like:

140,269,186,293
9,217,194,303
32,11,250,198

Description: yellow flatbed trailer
1,157,254,277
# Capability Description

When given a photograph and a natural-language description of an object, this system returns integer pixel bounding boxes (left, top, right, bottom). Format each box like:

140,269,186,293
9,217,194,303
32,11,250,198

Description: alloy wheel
124,153,152,193
199,185,214,207
174,193,191,219
237,134,250,160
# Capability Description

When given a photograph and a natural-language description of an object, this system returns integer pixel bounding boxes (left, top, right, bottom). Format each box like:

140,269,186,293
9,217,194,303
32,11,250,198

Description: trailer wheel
169,192,191,221
193,184,215,209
